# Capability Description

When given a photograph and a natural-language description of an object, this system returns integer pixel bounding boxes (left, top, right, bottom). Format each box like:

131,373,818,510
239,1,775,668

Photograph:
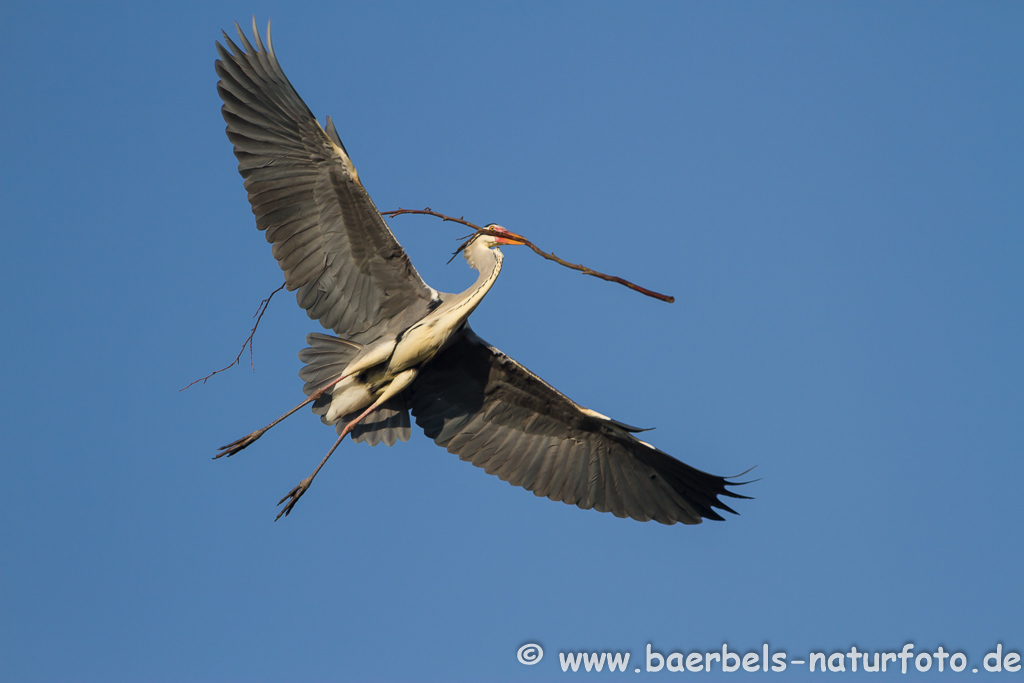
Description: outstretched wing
409,327,750,525
216,20,436,343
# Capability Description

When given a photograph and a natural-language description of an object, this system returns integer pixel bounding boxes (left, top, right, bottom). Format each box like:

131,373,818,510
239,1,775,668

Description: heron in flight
215,20,749,524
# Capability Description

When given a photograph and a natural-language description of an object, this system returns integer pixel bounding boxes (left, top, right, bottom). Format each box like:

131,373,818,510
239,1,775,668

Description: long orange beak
495,233,527,246
488,225,527,245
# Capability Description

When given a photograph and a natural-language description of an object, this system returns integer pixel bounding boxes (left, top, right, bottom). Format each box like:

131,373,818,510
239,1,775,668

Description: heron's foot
215,428,267,459
275,476,313,521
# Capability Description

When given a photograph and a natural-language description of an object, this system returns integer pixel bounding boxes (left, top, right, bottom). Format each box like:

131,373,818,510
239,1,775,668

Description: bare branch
380,207,675,303
180,281,287,391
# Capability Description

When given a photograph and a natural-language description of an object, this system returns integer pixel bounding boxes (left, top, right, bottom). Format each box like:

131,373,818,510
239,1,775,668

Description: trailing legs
274,369,417,520
214,374,348,459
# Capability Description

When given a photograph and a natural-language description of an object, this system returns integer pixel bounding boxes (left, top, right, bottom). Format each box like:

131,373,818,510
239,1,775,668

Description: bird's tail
299,332,412,447
298,333,363,396
341,396,412,447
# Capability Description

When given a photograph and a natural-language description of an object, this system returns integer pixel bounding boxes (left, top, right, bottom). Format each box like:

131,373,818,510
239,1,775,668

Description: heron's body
214,20,749,524
317,236,506,426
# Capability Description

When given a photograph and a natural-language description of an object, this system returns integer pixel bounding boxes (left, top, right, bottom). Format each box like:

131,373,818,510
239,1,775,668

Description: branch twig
380,207,675,303
180,282,287,391
190,205,672,388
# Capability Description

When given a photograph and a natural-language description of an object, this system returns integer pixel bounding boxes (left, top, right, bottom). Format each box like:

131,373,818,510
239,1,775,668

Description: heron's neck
449,239,503,320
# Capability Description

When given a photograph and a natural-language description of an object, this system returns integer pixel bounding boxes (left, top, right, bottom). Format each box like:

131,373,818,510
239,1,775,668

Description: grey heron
215,20,749,524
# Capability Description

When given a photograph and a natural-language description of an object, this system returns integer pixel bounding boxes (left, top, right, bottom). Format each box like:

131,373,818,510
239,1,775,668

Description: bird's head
451,224,527,264
479,224,527,248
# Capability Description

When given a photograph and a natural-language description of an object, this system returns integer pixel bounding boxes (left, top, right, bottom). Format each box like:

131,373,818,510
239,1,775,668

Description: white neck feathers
445,237,504,321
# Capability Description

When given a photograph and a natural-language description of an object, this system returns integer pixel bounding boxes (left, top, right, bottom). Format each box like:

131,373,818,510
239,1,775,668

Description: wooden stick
380,207,675,303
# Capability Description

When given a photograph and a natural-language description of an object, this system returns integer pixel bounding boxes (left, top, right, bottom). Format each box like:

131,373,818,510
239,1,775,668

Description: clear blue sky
2,2,1021,681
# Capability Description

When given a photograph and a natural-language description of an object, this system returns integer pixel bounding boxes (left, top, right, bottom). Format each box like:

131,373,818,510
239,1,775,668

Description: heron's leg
275,369,418,520
215,374,349,459
273,398,381,521
274,431,347,521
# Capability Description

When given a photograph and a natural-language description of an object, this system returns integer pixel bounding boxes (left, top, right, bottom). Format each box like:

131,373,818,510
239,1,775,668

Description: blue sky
1,2,1021,681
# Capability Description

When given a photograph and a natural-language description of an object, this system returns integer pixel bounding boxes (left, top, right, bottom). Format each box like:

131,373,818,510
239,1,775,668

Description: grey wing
216,20,436,343
409,327,750,525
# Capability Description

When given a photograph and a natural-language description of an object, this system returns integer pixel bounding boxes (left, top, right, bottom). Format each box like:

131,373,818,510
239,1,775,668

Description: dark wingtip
607,417,654,433
704,466,757,519
722,465,759,499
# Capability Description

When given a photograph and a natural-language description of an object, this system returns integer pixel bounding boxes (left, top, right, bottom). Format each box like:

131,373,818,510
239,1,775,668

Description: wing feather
530,440,562,497
410,327,750,525
542,439,575,503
